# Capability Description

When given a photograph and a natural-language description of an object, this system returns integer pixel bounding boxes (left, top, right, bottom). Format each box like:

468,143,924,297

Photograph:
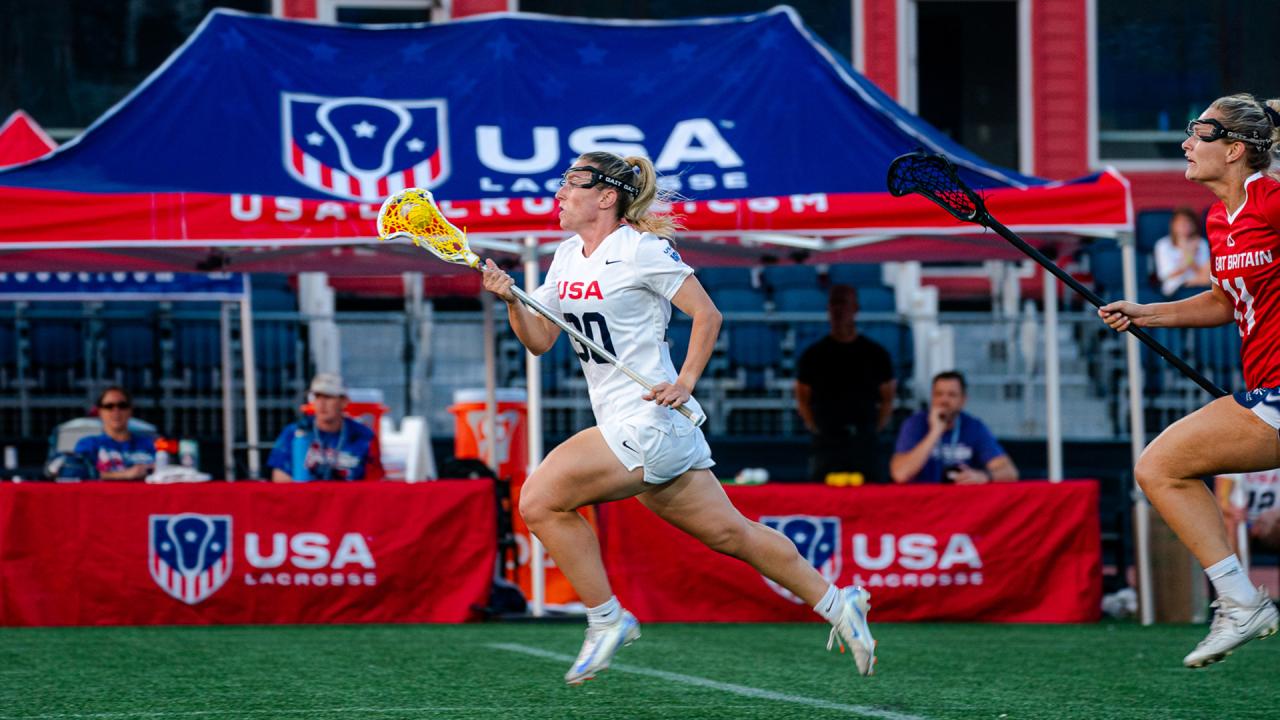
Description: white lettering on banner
852,533,983,572
476,126,560,173
315,202,346,221
474,119,744,193
521,197,556,215
245,532,375,570
567,124,647,159
276,197,303,222
244,571,377,587
791,194,829,212
229,195,379,224
850,571,984,588
653,119,744,170
231,194,262,221
480,199,511,216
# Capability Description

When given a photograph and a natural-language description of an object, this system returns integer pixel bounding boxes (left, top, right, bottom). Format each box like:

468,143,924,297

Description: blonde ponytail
575,151,684,241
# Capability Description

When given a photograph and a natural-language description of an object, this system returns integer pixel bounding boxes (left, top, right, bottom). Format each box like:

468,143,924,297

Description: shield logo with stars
281,93,450,202
760,515,841,603
149,513,233,605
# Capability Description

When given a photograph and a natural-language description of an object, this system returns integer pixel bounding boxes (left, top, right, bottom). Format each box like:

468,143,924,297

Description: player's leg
1135,395,1280,666
636,470,876,675
518,426,645,684
520,426,645,604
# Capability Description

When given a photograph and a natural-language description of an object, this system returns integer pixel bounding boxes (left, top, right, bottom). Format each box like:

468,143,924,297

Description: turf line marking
489,642,927,720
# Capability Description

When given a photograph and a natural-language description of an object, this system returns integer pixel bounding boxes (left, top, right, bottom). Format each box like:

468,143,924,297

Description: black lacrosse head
886,151,987,225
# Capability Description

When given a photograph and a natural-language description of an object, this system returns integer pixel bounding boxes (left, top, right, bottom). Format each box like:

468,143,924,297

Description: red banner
599,481,1100,623
0,481,496,626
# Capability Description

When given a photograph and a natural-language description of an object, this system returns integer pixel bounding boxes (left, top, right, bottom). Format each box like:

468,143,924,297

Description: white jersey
532,225,701,428
1223,469,1280,523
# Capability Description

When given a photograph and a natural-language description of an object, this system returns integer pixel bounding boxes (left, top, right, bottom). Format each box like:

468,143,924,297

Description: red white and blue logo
282,93,450,202
149,513,233,605
760,515,841,603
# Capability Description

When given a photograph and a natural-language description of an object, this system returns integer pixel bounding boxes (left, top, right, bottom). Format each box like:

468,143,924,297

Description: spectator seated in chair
267,373,383,482
72,386,157,481
890,371,1018,485
1153,206,1211,297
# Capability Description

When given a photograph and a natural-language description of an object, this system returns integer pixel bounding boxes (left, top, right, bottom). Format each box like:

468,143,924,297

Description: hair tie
1264,104,1280,128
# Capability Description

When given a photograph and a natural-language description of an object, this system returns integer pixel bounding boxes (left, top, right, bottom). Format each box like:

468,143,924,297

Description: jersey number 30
564,312,616,363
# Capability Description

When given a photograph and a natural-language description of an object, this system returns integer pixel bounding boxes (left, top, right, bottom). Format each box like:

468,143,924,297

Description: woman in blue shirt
74,386,156,481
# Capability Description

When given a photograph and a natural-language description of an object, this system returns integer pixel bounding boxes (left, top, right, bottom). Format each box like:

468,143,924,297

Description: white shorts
1235,387,1280,430
599,412,715,485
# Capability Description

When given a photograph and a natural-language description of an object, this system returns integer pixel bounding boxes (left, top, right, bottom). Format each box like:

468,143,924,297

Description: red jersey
1207,173,1280,388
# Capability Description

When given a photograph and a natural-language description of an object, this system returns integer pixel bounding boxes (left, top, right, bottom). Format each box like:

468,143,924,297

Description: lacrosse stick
886,151,1226,398
377,188,707,426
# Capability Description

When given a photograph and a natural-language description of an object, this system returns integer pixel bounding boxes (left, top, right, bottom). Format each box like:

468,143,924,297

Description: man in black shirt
795,284,896,483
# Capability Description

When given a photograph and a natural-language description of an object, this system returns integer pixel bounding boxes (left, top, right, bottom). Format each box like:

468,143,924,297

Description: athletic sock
814,584,843,624
586,596,622,627
1204,555,1256,605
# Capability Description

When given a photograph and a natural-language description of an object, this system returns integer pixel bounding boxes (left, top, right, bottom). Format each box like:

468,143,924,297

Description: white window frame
1087,0,1193,172
901,0,1033,175
309,0,445,24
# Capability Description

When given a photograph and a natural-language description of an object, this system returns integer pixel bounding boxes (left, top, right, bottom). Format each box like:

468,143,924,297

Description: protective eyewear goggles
1185,119,1272,149
559,165,639,197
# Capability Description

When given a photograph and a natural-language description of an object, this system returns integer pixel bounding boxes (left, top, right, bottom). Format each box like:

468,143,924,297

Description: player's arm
647,275,721,408
481,259,561,355
1098,283,1234,331
271,468,293,483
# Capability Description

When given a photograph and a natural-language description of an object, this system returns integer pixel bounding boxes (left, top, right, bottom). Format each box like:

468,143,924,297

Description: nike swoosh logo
605,259,622,265
621,440,638,453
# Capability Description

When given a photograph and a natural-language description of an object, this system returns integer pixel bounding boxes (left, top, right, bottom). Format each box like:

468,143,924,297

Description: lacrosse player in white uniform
481,151,876,685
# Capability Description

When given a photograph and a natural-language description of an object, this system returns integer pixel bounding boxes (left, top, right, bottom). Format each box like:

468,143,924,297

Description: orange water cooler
448,388,587,608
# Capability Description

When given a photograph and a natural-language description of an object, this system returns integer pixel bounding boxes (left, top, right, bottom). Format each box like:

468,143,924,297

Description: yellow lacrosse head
376,188,479,268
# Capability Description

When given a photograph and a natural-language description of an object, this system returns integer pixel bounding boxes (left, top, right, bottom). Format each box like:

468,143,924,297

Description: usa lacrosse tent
0,111,55,168
0,7,1148,614
0,6,1130,268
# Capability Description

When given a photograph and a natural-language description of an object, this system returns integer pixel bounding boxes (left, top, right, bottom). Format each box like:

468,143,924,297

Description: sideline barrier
600,480,1101,623
0,481,495,626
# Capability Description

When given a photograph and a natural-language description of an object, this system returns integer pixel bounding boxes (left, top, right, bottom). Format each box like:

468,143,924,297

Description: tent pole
221,302,235,481
240,277,261,479
481,292,499,471
1121,234,1154,625
524,235,546,617
1043,265,1063,481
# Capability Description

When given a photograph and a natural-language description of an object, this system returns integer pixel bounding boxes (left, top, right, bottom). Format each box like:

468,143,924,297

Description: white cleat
827,586,876,676
1183,586,1278,669
565,610,641,685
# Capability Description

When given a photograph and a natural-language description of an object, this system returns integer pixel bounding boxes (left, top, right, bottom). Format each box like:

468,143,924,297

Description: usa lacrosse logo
761,515,841,603
282,93,450,202
149,513,233,605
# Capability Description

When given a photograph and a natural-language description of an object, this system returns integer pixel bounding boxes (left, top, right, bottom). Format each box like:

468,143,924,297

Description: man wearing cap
267,373,382,482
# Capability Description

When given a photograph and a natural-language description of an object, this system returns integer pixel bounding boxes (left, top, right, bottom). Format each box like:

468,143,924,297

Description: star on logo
184,531,198,542
406,137,426,152
306,132,324,146
353,120,377,138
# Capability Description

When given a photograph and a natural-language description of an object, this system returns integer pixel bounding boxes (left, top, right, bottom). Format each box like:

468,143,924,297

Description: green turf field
1,621,1275,719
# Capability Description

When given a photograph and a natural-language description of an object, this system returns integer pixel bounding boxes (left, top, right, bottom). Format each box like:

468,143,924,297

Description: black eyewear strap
561,165,640,197
1185,118,1273,150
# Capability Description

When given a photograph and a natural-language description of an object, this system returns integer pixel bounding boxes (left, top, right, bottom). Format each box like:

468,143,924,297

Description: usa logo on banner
149,513,233,605
761,515,841,603
282,93,450,202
